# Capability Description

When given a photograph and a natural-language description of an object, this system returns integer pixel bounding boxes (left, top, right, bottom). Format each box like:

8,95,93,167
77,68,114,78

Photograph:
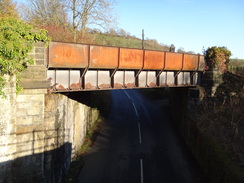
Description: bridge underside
47,69,200,92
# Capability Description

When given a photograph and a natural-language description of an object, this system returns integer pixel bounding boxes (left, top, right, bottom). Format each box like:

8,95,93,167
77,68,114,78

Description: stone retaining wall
0,81,100,183
0,75,17,183
0,41,102,183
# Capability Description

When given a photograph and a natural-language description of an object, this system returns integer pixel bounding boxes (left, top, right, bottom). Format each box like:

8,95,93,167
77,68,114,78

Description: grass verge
63,117,103,183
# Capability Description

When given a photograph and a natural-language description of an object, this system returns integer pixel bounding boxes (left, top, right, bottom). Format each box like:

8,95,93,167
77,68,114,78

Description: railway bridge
1,41,208,183
45,42,205,92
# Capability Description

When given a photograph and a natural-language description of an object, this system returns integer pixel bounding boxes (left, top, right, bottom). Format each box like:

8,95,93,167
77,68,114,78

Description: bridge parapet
46,42,205,92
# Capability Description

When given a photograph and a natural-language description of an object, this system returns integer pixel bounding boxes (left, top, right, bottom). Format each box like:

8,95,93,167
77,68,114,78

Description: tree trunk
72,0,77,42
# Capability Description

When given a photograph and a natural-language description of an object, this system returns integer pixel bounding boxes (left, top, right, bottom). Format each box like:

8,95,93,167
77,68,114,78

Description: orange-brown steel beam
48,41,205,71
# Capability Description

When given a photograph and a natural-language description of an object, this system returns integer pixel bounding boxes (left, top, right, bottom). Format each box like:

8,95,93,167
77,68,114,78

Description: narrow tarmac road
78,89,206,183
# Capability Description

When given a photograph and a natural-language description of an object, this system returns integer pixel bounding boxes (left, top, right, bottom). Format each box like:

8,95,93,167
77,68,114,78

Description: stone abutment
0,43,101,183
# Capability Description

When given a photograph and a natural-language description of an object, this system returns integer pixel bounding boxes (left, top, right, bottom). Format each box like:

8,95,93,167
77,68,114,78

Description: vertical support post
190,54,201,85
135,50,145,87
80,45,90,90
165,71,168,86
156,71,160,86
156,52,167,86
174,71,178,86
110,70,115,88
135,70,139,87
54,69,57,91
68,69,71,90
145,71,149,87
190,71,194,85
142,29,144,50
96,70,99,89
122,70,126,88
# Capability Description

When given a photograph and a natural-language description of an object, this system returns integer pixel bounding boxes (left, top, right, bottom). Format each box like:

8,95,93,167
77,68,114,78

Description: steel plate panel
90,46,119,69
147,71,156,87
47,70,55,87
165,52,183,70
158,72,167,86
85,71,97,89
69,70,81,89
144,51,165,70
124,71,135,88
138,71,158,87
183,54,198,70
49,42,88,68
114,71,124,88
166,72,175,85
119,48,143,69
138,71,146,87
56,70,69,89
178,72,190,85
193,72,199,85
199,55,205,71
98,71,111,89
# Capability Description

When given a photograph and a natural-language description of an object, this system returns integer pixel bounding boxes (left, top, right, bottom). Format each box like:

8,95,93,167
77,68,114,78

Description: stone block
16,109,28,117
16,114,33,125
19,89,47,95
45,122,56,130
27,107,43,116
20,65,47,80
35,47,45,54
34,42,45,47
17,101,32,110
44,138,56,151
20,81,50,89
34,143,44,154
16,94,28,102
17,142,33,154
34,53,45,60
33,115,44,124
36,59,45,65
17,132,33,142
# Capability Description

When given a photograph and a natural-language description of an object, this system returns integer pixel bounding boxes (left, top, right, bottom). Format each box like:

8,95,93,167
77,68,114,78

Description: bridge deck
46,42,205,92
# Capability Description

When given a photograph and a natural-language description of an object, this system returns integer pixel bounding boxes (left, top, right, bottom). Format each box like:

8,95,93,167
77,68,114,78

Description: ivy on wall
0,18,50,96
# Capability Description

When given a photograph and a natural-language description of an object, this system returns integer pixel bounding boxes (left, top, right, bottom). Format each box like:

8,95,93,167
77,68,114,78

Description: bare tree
66,0,117,41
23,0,67,26
177,47,185,53
117,28,127,36
21,0,117,42
0,0,19,18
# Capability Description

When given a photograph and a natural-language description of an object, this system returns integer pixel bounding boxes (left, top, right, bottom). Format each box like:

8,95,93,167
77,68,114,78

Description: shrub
205,46,231,72
0,18,50,95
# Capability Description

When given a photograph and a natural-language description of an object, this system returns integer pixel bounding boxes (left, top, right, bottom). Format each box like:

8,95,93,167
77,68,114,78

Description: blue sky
15,0,244,58
116,0,244,58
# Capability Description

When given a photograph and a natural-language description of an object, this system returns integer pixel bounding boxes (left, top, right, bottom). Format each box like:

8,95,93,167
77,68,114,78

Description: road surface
78,89,206,183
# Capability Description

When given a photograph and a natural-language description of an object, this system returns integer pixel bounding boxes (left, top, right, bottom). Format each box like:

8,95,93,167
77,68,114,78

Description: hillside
89,33,170,51
228,59,244,69
43,26,170,51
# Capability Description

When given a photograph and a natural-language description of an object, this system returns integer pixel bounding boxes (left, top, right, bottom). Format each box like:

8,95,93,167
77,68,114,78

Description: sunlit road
78,89,206,183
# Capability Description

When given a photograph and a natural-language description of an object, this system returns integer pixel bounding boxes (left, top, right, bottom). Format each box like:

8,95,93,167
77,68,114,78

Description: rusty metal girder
48,42,205,71
47,42,204,92
48,42,89,68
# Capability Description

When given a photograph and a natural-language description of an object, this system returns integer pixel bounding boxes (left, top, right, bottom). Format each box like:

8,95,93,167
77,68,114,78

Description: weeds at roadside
63,117,103,183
